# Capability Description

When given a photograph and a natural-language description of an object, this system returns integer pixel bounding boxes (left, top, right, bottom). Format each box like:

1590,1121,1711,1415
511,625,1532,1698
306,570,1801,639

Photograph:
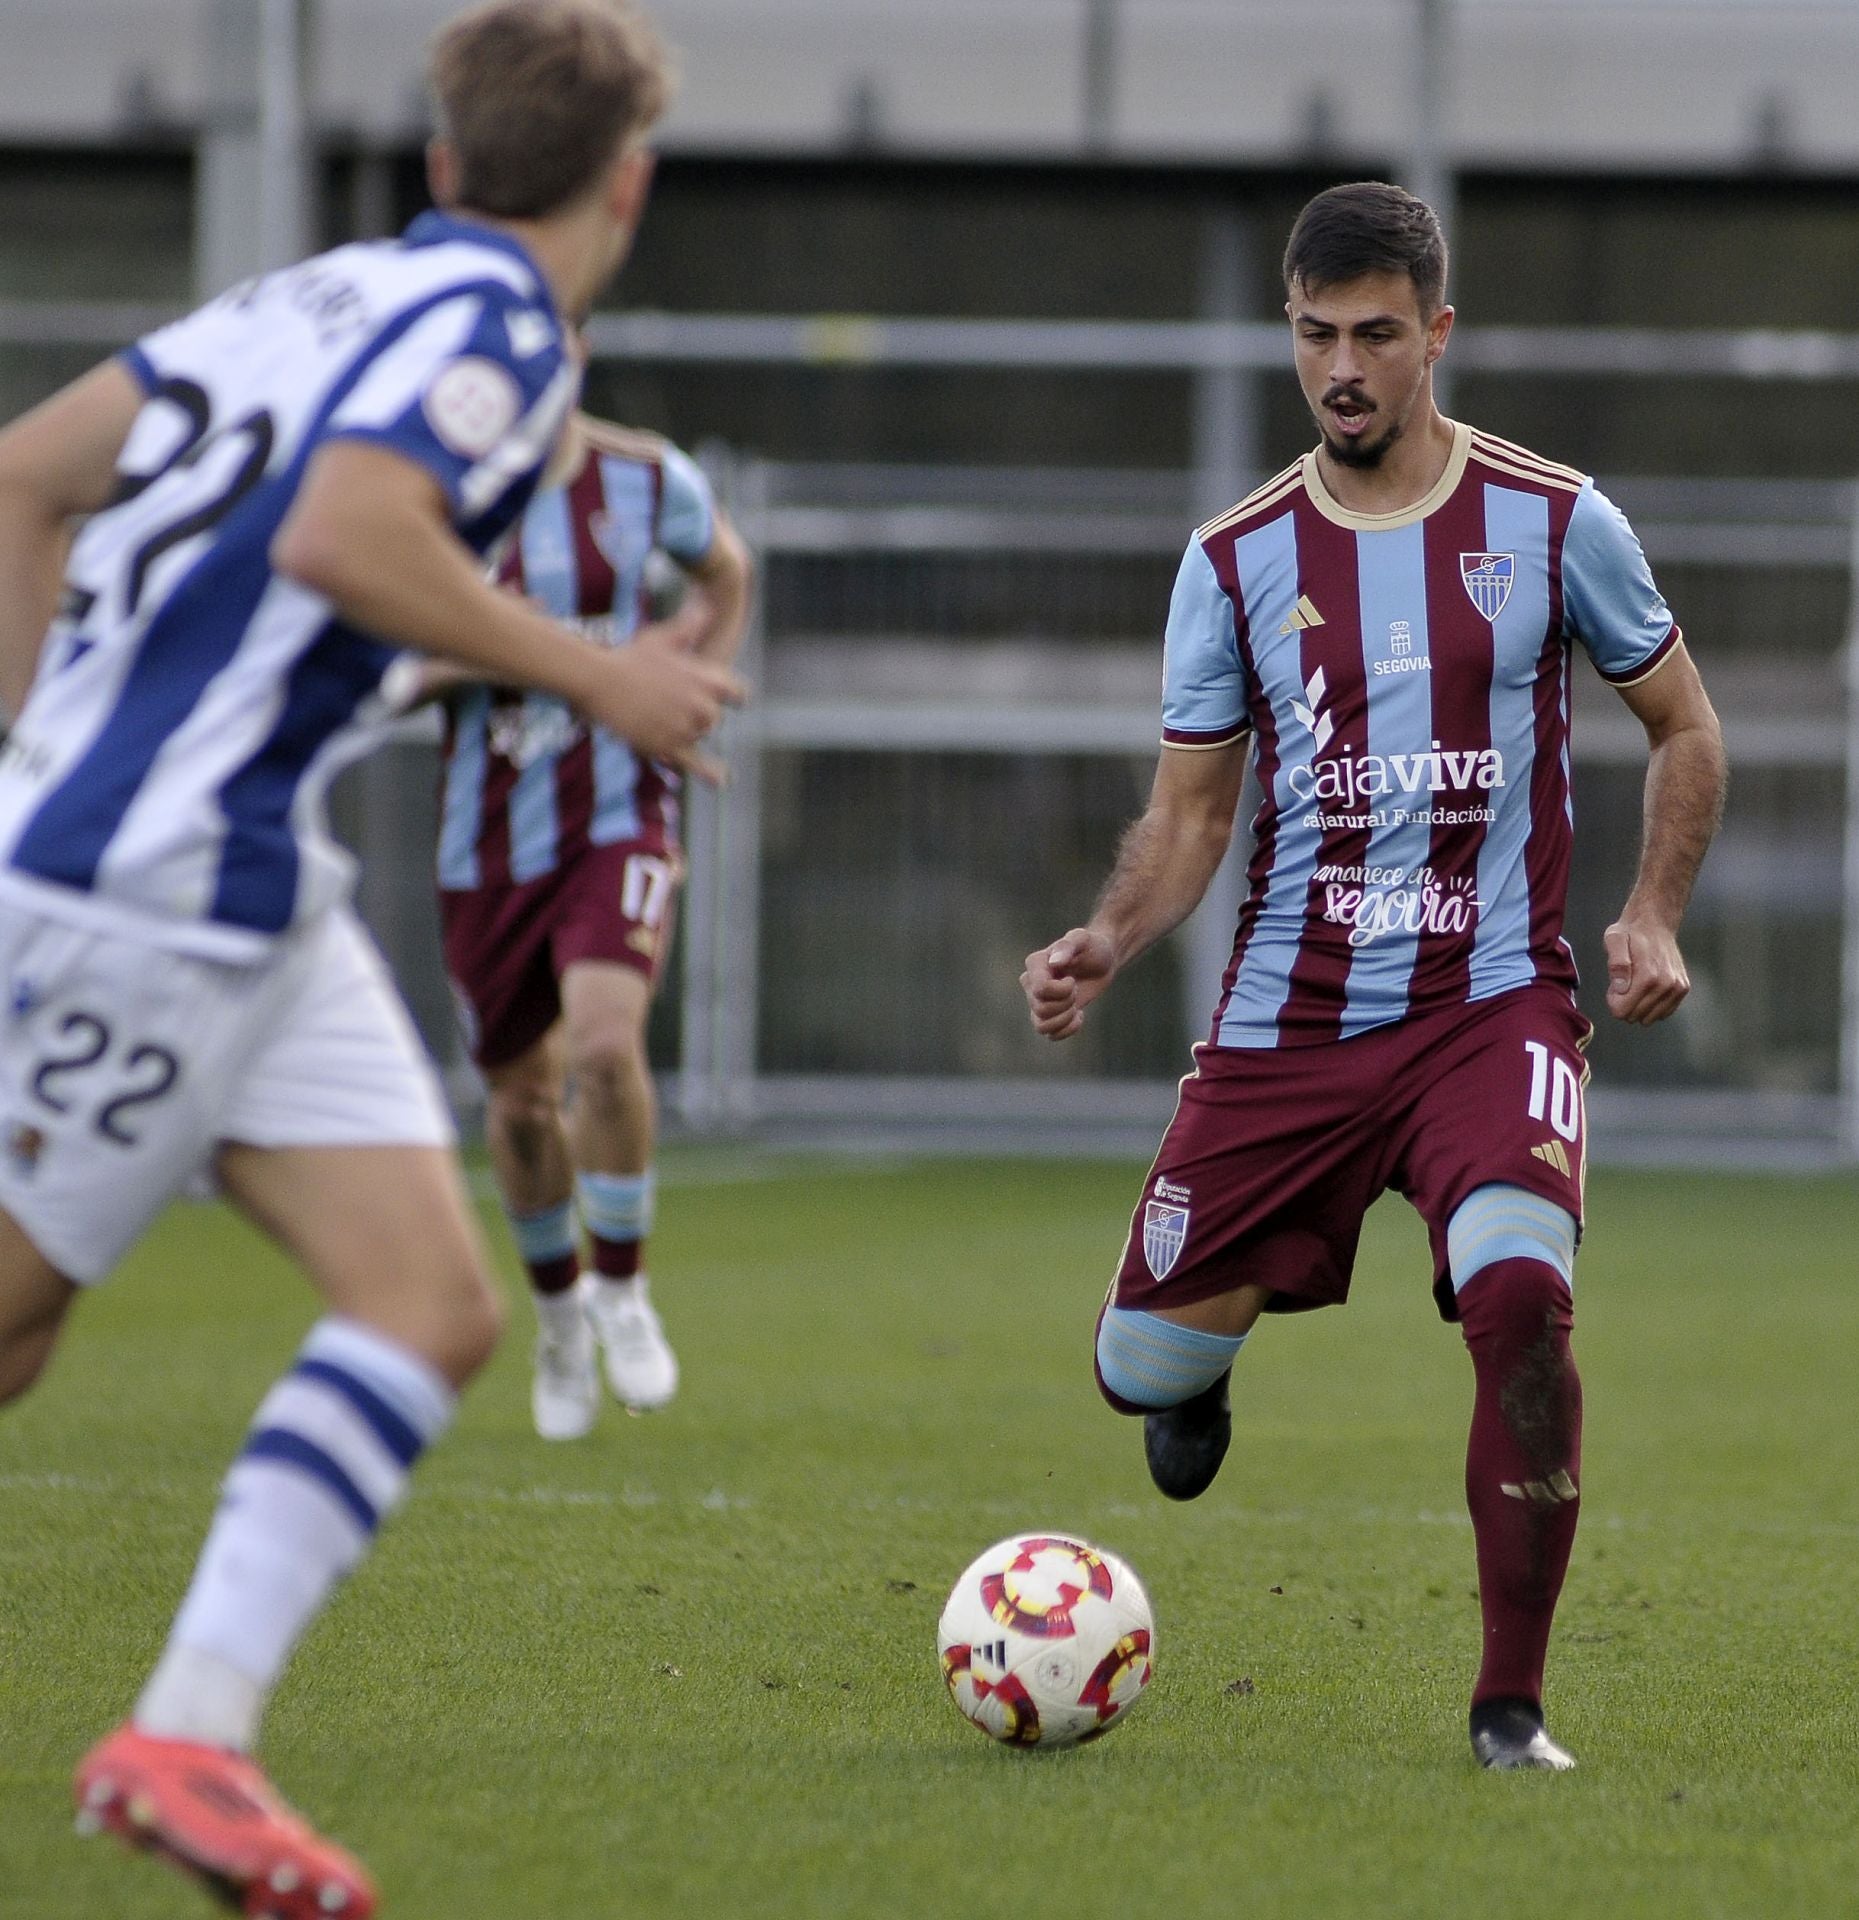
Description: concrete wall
8,0,1859,172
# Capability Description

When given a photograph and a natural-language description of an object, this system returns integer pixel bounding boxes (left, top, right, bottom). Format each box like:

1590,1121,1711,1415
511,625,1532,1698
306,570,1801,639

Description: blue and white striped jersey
0,211,575,960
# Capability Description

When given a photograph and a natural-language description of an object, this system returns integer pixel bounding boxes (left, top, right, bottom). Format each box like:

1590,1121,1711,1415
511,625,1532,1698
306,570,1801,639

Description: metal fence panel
669,458,1854,1166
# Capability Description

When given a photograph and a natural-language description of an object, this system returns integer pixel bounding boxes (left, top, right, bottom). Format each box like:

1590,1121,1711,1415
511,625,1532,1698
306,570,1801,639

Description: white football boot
530,1292,600,1441
584,1274,679,1412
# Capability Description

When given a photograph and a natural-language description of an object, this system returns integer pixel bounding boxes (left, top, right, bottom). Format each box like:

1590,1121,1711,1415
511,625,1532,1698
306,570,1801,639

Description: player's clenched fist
586,647,747,785
1022,927,1118,1041
1602,912,1690,1027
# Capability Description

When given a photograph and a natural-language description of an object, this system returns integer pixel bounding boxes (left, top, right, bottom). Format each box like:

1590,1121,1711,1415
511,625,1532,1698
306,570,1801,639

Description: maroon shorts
1112,984,1591,1324
440,839,683,1071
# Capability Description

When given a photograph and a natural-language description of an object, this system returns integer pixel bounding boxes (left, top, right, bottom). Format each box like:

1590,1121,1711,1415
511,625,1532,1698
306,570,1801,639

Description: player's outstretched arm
1022,737,1249,1041
1603,641,1726,1026
0,361,143,718
273,442,746,778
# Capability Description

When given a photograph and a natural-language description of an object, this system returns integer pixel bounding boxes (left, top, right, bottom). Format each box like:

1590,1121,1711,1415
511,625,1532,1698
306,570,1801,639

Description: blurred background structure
2,0,1856,1165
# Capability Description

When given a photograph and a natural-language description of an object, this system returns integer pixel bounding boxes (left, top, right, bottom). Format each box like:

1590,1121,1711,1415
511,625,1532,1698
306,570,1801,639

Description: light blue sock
1447,1184,1577,1294
576,1171,654,1245
506,1199,577,1267
1097,1306,1247,1410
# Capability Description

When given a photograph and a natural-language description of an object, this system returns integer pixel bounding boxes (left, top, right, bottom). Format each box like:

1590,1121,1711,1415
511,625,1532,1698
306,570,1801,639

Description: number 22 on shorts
1522,1039,1582,1146
28,1007,182,1148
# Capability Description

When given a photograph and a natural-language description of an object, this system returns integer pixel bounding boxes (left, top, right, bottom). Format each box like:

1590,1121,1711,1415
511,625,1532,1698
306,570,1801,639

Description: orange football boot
74,1723,378,1918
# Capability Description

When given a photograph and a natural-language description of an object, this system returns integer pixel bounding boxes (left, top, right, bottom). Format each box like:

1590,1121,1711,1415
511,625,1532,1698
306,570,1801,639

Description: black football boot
1141,1369,1232,1501
1470,1697,1577,1771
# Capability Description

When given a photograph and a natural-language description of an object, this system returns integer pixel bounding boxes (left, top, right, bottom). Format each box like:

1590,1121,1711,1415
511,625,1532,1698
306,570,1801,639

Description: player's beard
1320,410,1404,469
1313,365,1427,469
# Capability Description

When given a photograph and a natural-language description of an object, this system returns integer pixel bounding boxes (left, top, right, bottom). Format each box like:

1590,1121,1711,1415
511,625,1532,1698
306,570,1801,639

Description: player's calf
0,1219,77,1407
487,1068,569,1192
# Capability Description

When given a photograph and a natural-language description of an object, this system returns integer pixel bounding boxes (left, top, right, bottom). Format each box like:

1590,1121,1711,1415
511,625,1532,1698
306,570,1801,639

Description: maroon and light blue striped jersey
436,421,718,890
1164,422,1681,1048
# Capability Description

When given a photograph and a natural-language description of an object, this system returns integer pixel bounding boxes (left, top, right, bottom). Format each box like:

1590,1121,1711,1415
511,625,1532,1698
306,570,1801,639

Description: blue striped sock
1096,1306,1247,1411
137,1319,454,1749
576,1171,654,1243
578,1171,654,1281
507,1198,580,1294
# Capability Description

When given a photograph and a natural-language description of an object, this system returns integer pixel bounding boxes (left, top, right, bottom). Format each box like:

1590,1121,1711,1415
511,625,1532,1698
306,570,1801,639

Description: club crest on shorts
1460,552,1515,622
1142,1201,1189,1281
5,1121,44,1174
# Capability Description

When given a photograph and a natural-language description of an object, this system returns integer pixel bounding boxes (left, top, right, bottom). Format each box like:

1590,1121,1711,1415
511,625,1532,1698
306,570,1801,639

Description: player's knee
567,1028,645,1112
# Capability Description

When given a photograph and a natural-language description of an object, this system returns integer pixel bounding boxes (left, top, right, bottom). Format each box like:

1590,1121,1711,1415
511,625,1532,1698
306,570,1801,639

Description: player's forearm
273,490,610,712
0,504,68,719
1089,801,1234,972
688,524,752,666
1625,716,1726,927
0,360,142,718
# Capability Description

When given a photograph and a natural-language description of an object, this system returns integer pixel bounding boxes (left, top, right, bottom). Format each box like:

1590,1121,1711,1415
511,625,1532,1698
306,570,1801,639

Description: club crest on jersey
1142,1201,1189,1280
588,511,649,577
422,357,520,459
1460,552,1515,622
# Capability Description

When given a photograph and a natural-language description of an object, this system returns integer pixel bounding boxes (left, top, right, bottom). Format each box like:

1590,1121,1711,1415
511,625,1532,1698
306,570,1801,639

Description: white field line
4,1470,1858,1543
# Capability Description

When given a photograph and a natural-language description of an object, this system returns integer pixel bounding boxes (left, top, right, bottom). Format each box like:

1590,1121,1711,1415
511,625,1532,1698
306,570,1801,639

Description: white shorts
0,903,454,1283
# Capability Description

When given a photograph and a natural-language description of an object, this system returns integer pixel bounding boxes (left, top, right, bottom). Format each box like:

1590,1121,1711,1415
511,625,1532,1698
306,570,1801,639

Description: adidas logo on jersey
1278,595,1325,636
1530,1140,1573,1177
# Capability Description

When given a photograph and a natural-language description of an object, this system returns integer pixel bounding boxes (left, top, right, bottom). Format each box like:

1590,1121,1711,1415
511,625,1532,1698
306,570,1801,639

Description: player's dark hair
429,0,673,220
1283,182,1448,314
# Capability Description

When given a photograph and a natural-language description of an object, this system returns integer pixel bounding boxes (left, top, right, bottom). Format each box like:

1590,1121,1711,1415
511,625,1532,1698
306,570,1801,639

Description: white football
937,1533,1155,1748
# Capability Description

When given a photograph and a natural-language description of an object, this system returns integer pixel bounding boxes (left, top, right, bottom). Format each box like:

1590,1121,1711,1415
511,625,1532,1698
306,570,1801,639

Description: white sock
534,1286,588,1341
135,1318,453,1751
592,1272,648,1305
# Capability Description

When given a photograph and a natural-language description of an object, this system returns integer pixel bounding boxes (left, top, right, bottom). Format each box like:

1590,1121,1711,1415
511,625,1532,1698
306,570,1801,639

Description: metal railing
668,456,1856,1168
2,294,1853,1163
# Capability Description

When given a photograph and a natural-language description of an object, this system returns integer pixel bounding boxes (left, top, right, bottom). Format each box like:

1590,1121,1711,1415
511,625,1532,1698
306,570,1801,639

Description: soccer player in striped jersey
0,3,742,1910
1023,182,1726,1773
433,411,750,1437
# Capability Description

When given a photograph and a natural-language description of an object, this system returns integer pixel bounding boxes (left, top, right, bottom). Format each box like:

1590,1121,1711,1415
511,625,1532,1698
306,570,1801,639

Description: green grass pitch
3,1156,1857,1919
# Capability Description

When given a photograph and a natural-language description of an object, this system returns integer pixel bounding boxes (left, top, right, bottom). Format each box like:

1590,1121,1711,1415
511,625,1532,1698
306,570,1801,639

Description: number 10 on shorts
1523,1040,1581,1145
